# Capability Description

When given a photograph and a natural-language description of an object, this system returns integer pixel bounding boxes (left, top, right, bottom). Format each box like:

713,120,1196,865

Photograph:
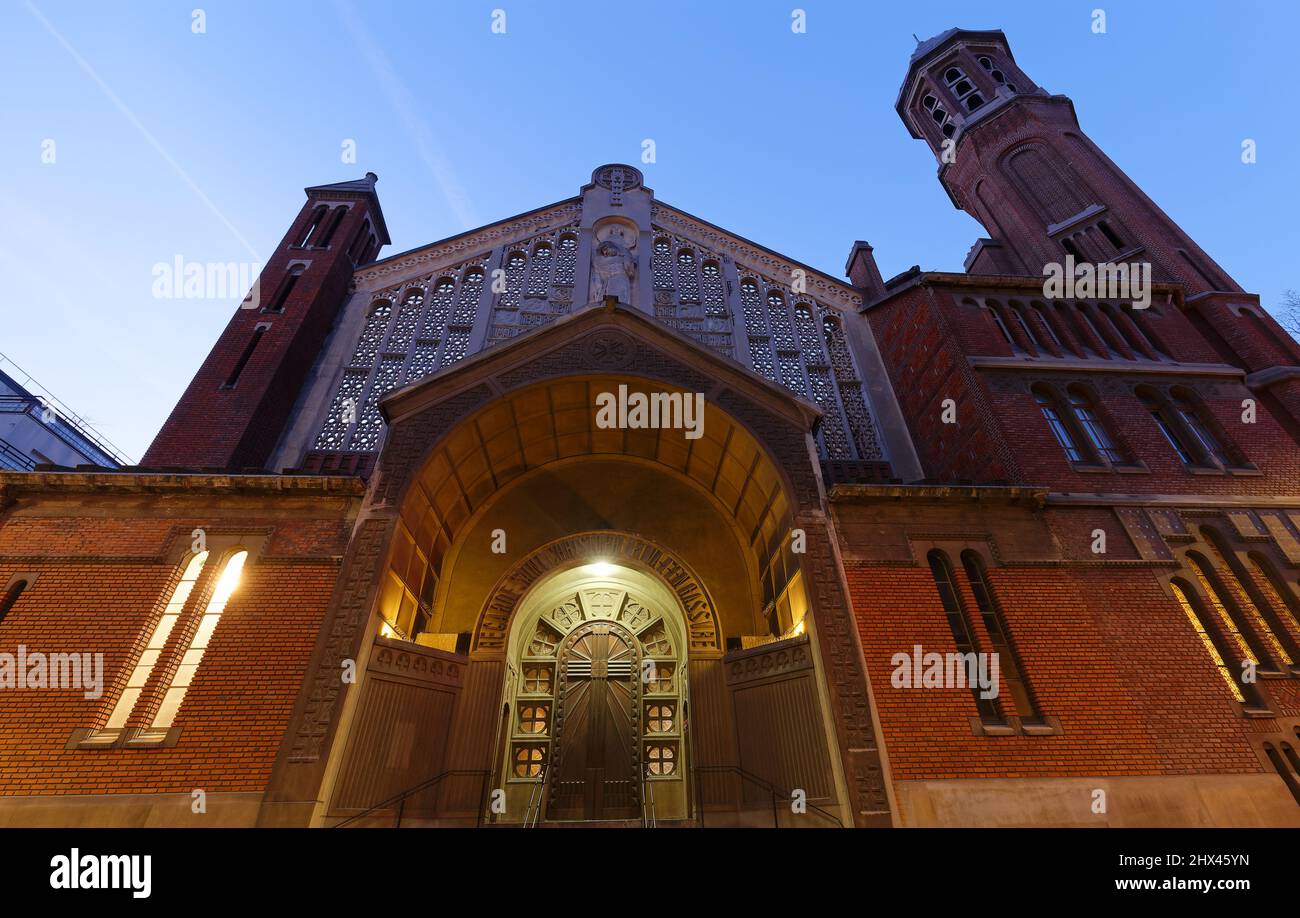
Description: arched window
976,55,1017,92
1169,577,1249,704
1247,553,1300,658
0,579,28,624
267,264,304,313
1137,386,1195,465
983,300,1017,350
1170,387,1230,467
297,205,327,247
1029,304,1060,353
921,92,955,139
1097,220,1126,251
347,219,372,261
1007,301,1043,352
314,206,347,248
104,552,210,731
942,65,983,111
1074,304,1120,357
150,549,248,731
961,551,1039,721
1034,385,1083,462
1199,530,1292,669
926,550,1000,723
1066,384,1125,464
1186,551,1274,678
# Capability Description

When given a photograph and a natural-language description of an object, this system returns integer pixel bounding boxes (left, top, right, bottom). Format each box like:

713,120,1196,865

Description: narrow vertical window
223,325,268,389
1248,554,1300,663
1169,578,1247,703
267,265,303,314
1138,387,1194,464
961,551,1039,721
315,206,347,248
987,303,1017,350
104,552,209,730
1200,532,1291,669
927,550,1000,723
1187,552,1275,676
1034,386,1083,462
1172,390,1229,466
1067,385,1124,463
151,550,248,730
297,205,326,247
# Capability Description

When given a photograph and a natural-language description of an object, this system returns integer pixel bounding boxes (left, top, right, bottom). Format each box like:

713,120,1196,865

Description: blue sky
2,0,1297,461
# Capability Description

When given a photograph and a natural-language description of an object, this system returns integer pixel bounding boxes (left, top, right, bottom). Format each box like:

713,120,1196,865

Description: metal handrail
641,765,657,828
692,764,844,828
330,768,491,828
522,763,549,828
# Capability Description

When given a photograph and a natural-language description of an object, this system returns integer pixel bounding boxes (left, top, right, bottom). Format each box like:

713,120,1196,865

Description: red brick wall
0,493,353,796
866,282,1300,496
844,541,1267,784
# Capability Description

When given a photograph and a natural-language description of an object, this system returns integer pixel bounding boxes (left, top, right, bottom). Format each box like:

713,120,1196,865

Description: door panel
549,623,640,820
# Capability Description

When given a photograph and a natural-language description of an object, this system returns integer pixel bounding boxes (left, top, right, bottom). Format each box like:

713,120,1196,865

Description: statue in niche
588,237,636,305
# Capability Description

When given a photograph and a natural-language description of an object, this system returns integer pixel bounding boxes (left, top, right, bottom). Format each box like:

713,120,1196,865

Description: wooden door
549,622,640,820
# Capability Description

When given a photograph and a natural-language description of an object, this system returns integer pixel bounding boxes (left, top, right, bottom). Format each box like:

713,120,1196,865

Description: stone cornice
968,355,1245,379
866,270,1188,311
0,471,367,497
829,483,1047,507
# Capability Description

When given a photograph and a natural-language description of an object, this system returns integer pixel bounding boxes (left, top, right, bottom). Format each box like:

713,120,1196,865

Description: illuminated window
640,626,672,656
522,665,553,694
1170,579,1245,702
644,663,674,694
646,744,676,776
1200,533,1291,668
1185,553,1274,691
528,624,560,657
513,745,546,778
646,703,675,734
518,704,549,735
104,552,209,730
151,550,248,730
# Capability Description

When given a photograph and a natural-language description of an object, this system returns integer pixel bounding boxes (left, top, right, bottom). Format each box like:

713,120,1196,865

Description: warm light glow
379,621,396,638
791,619,806,637
587,560,618,577
210,550,247,606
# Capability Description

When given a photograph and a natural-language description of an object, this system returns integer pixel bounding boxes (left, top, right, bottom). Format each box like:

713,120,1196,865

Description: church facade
2,28,1300,828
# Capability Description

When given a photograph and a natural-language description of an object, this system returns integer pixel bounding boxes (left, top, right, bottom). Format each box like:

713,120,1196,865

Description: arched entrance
498,557,691,823
297,311,892,827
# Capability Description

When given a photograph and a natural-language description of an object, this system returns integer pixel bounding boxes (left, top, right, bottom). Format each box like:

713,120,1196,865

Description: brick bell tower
142,174,390,471
897,28,1300,424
